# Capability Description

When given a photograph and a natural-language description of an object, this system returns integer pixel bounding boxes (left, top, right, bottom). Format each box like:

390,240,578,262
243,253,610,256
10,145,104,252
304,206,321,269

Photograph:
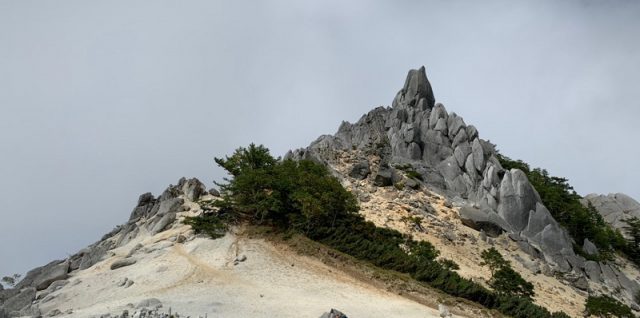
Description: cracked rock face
288,66,577,273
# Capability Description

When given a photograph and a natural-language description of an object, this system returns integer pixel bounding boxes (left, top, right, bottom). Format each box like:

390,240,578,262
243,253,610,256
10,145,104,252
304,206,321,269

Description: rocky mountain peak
287,67,640,308
395,66,436,110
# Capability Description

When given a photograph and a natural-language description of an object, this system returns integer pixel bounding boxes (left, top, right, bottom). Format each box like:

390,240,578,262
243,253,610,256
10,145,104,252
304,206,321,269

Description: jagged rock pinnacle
396,66,435,109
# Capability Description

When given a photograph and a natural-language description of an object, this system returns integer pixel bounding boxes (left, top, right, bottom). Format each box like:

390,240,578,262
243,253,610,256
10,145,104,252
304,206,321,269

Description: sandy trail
38,226,457,318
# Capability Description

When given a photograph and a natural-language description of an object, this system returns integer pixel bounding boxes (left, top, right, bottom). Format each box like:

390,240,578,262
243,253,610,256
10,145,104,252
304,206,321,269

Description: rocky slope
0,178,458,318
288,67,640,314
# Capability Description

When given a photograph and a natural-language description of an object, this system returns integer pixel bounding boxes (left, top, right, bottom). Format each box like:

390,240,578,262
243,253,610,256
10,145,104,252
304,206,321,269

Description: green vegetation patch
585,295,633,318
185,144,569,318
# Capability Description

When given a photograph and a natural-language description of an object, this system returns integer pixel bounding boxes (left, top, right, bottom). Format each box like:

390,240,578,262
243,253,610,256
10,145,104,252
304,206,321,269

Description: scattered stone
443,230,456,242
111,258,137,270
234,255,247,265
117,277,129,287
319,308,348,318
125,279,135,288
438,304,452,318
208,188,220,197
136,298,163,309
175,235,187,244
47,309,62,317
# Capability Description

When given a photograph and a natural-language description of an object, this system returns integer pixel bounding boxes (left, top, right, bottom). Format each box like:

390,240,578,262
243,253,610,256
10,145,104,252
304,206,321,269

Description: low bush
585,295,633,317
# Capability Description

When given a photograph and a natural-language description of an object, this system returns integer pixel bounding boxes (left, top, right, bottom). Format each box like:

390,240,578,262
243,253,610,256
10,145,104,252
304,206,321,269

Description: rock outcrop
582,193,640,236
288,66,576,273
288,66,640,309
0,177,207,317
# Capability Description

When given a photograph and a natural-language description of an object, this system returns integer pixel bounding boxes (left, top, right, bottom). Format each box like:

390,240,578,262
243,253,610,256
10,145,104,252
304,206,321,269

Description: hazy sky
1,0,639,277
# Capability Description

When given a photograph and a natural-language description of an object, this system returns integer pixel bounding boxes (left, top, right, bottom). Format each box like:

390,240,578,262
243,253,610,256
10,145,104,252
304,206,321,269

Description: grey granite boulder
459,206,508,237
319,308,348,318
150,212,177,234
15,259,66,291
521,203,573,271
110,258,137,270
156,197,183,216
114,222,139,247
583,238,599,256
613,266,640,299
2,287,35,312
373,165,394,187
349,161,371,180
136,298,163,309
584,261,602,282
600,263,621,290
583,193,640,237
453,144,471,168
180,177,206,201
129,192,156,221
34,261,69,291
78,241,111,270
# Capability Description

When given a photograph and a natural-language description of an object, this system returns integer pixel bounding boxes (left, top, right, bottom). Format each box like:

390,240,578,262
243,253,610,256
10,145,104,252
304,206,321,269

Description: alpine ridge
2,67,640,318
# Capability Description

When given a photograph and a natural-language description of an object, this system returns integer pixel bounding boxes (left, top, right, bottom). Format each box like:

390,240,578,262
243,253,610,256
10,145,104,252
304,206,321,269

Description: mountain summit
289,67,576,270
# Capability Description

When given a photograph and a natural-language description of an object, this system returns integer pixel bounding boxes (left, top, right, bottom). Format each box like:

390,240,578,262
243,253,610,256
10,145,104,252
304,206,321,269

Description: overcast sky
1,0,639,277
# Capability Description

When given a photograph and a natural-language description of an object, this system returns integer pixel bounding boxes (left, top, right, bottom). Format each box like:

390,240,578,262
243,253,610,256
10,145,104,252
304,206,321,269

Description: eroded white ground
38,221,457,318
